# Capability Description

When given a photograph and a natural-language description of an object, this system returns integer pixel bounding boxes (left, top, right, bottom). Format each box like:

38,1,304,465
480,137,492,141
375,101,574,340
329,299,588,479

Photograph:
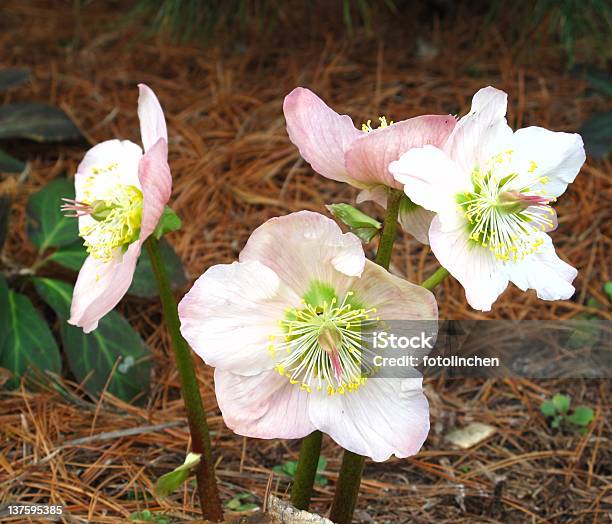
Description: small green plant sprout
272,456,328,486
540,394,595,432
154,452,201,497
225,492,259,512
129,510,171,524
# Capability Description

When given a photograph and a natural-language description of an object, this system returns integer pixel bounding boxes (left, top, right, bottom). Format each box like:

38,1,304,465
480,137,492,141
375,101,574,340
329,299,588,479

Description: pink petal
345,115,456,188
239,211,365,297
351,260,438,321
214,369,315,439
69,242,141,333
178,260,298,376
308,378,430,462
138,138,172,240
283,87,361,183
138,84,168,153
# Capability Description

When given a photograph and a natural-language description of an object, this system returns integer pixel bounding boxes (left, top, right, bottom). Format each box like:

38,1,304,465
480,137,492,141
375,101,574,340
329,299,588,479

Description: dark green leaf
552,393,571,413
604,281,612,301
32,278,152,401
0,290,61,389
48,241,87,271
128,238,186,298
540,400,556,417
153,206,182,239
579,111,612,160
0,68,31,93
154,453,201,497
568,406,594,427
0,195,10,250
0,148,26,173
0,102,82,142
0,275,9,341
26,178,78,251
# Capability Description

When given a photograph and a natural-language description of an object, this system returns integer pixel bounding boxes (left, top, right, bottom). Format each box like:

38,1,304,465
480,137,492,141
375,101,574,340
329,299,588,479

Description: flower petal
509,126,586,198
429,215,509,311
239,211,365,296
179,260,298,376
356,186,387,207
283,87,361,183
138,138,172,240
446,86,513,172
69,242,141,333
214,369,315,439
138,84,168,152
308,378,429,462
351,260,438,321
398,201,435,245
390,145,468,215
75,139,143,237
345,115,456,188
506,234,577,301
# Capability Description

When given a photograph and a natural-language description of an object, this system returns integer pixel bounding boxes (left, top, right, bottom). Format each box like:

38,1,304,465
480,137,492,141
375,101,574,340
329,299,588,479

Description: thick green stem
421,267,449,291
329,188,403,524
290,430,323,509
329,450,365,524
374,189,402,270
145,237,223,522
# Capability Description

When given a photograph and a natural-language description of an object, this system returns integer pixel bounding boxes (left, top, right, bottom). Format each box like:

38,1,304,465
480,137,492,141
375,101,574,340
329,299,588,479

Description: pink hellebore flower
390,86,585,311
63,85,171,332
178,211,437,462
283,87,456,243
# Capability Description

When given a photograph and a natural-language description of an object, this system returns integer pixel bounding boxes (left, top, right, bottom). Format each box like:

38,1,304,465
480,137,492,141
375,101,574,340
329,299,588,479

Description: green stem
290,430,323,510
329,450,365,524
329,188,403,524
421,267,449,291
145,237,223,522
374,188,402,270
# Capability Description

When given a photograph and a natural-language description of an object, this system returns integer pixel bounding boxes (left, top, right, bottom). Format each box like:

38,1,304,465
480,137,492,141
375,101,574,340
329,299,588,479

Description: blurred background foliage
124,0,611,68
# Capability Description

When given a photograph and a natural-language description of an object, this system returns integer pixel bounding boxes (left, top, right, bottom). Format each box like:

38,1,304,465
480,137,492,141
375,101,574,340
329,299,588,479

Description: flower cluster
66,84,585,466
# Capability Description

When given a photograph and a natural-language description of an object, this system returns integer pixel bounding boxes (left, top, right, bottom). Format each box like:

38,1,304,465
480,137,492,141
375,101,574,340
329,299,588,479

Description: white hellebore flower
178,211,437,462
390,86,585,311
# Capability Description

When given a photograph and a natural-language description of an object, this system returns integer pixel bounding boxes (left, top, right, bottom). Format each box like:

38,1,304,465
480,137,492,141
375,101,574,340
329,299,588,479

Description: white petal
69,242,141,333
506,234,577,301
239,211,365,297
308,378,429,462
509,126,586,198
214,369,315,439
398,201,435,244
74,139,143,235
178,260,298,376
429,216,509,311
356,186,387,207
446,86,513,172
390,145,468,214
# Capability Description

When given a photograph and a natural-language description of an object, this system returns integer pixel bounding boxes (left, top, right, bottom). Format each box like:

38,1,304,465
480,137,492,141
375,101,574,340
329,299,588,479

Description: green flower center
80,183,143,262
269,281,379,395
457,151,555,262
